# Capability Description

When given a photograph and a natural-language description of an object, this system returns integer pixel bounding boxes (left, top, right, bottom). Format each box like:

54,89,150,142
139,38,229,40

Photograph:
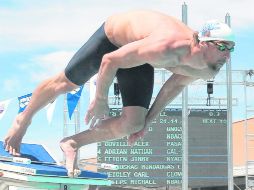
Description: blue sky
0,0,254,160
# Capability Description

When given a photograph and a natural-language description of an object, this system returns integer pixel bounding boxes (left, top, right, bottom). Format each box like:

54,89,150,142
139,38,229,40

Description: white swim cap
198,20,235,42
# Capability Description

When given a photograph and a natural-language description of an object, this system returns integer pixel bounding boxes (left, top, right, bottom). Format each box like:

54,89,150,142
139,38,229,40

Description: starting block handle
1,155,119,170
80,161,119,170
12,157,31,164
100,163,119,170
0,156,31,164
0,155,61,166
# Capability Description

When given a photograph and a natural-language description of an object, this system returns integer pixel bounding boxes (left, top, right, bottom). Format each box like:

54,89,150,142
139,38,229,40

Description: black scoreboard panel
97,108,228,188
188,109,228,187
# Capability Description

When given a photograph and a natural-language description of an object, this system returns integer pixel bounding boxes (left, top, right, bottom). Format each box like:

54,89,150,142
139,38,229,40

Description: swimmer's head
198,20,235,43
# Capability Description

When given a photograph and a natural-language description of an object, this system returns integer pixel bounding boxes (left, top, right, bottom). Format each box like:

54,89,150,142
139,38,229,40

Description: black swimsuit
64,23,154,109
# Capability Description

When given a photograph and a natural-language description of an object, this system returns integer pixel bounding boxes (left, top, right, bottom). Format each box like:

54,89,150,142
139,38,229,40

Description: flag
45,100,57,124
18,93,32,113
67,86,84,120
0,99,12,120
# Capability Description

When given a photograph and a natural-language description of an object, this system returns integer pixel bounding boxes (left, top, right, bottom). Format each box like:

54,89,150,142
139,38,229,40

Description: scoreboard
97,108,228,188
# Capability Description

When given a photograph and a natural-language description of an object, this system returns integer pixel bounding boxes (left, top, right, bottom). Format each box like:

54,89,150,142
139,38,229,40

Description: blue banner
67,86,84,120
18,93,32,113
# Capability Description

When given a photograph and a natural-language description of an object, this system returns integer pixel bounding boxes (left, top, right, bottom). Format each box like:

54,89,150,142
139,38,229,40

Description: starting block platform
0,141,111,190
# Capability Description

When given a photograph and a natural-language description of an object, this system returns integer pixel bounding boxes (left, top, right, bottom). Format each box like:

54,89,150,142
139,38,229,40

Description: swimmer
4,10,235,177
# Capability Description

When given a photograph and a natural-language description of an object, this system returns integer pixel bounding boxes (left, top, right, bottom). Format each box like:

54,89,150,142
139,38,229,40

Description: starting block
0,141,111,190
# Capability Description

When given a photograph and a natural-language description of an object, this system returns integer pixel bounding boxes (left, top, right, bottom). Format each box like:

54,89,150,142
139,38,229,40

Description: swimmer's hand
128,117,153,146
128,127,147,146
85,99,109,128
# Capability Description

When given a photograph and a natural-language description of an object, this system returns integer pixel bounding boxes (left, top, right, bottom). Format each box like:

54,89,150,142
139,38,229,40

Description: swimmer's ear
193,32,200,46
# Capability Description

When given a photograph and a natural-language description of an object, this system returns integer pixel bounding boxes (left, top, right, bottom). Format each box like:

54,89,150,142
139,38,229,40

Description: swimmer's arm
95,37,171,100
145,73,197,124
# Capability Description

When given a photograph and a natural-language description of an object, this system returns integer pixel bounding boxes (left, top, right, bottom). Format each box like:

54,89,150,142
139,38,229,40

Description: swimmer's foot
4,113,31,156
60,138,81,178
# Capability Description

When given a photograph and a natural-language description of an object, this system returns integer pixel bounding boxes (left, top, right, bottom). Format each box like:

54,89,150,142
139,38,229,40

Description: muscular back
105,10,193,47
104,10,218,80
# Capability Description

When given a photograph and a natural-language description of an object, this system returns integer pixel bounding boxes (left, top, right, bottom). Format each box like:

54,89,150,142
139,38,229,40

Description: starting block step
0,141,111,188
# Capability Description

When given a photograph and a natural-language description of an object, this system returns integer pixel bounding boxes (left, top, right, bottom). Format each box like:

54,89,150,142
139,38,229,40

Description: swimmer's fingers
128,128,147,146
85,100,96,124
104,114,111,120
89,117,98,129
128,133,139,146
85,110,94,125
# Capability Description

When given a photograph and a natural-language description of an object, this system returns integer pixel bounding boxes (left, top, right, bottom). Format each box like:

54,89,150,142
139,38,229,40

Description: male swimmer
4,10,235,177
